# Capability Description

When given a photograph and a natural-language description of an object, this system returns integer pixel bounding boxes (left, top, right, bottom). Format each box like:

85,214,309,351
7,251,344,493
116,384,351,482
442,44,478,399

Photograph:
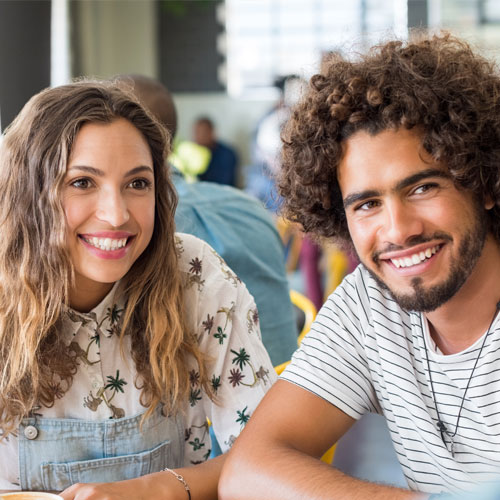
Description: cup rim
1,493,63,500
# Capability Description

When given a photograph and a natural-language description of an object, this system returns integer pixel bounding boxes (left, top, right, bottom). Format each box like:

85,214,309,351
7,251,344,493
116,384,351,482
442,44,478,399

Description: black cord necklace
422,301,500,457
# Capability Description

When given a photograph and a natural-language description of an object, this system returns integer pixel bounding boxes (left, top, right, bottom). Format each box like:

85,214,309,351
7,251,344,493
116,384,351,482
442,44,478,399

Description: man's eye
413,183,437,195
356,200,379,211
129,178,152,190
70,178,92,189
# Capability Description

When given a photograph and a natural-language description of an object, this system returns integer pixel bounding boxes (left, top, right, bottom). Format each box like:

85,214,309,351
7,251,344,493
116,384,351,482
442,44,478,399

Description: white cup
0,493,62,500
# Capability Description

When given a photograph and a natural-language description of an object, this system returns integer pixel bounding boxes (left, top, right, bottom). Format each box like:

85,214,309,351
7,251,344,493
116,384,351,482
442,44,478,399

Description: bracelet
164,467,192,500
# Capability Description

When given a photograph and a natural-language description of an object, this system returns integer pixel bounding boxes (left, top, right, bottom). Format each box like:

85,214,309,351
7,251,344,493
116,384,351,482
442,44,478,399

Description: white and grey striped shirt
282,265,500,494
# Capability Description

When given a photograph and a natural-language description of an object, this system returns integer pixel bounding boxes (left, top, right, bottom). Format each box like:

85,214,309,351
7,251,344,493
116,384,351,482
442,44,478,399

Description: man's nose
380,200,424,246
95,191,130,227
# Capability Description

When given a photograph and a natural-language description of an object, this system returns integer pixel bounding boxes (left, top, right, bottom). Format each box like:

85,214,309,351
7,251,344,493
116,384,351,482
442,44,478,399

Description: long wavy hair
279,33,500,245
0,81,208,438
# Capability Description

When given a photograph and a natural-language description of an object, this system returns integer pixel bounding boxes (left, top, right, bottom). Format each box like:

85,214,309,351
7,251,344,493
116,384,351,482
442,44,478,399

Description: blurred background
2,0,500,177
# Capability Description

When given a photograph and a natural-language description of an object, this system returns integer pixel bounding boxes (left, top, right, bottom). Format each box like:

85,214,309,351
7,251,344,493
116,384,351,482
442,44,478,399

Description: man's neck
425,235,500,355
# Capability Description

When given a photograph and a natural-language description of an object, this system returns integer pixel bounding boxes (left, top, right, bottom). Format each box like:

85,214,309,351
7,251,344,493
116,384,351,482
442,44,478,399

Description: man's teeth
84,237,128,251
391,245,439,268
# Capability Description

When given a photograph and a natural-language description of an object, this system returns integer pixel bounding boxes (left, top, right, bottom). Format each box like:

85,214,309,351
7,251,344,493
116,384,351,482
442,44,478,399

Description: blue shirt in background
199,141,238,187
174,175,297,367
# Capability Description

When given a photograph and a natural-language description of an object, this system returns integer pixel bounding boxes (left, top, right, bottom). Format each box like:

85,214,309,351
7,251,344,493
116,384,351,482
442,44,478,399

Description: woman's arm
60,454,225,500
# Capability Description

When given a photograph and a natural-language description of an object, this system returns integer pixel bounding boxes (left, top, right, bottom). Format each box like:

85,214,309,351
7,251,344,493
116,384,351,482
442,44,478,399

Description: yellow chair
323,244,349,301
276,217,304,273
273,290,336,464
290,289,317,345
274,290,317,375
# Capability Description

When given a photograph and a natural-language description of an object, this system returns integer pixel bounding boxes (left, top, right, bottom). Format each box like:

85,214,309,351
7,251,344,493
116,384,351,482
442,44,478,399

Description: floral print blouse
0,233,277,489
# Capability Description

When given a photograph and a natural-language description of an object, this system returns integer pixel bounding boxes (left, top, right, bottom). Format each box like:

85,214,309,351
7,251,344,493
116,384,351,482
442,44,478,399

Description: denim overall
18,405,185,491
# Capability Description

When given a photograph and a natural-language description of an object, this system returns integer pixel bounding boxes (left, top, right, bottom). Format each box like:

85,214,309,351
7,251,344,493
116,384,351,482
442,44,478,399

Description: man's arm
219,379,428,500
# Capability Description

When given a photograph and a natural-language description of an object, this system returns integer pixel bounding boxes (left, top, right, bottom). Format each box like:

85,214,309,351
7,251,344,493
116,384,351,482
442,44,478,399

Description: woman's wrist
164,468,191,500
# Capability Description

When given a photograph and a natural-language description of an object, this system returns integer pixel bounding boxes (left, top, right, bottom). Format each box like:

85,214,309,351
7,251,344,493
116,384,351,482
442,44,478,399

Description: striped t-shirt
282,265,500,494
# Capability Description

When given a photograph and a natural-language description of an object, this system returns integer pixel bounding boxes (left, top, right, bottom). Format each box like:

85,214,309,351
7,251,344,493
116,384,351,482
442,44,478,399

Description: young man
219,34,500,499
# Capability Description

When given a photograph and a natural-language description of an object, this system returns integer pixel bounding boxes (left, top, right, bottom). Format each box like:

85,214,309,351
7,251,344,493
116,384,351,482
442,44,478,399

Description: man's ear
485,195,495,210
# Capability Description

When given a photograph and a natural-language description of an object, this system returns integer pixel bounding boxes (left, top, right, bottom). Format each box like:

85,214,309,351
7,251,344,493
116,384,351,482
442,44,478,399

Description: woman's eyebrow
66,165,154,176
125,166,154,177
67,165,104,176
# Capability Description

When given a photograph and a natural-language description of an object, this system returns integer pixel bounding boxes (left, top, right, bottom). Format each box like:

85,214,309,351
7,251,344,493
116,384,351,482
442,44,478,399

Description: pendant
449,436,455,458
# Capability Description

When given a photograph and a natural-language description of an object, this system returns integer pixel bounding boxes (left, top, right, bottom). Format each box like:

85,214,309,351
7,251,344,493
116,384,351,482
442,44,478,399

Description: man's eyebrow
67,165,154,176
394,168,451,191
342,168,451,210
343,190,381,210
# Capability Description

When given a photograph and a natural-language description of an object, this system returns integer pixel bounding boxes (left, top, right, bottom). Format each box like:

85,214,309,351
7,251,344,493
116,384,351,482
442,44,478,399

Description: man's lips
375,242,445,270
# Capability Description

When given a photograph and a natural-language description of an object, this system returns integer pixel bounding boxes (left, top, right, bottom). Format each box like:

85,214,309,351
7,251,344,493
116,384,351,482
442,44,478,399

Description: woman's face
62,118,156,311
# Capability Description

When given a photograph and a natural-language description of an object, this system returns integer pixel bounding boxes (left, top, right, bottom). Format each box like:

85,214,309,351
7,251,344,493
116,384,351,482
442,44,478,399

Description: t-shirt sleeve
281,269,378,419
177,233,277,465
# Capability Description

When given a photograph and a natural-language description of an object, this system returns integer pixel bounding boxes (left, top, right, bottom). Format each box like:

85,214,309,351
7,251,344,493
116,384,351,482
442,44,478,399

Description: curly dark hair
279,32,500,245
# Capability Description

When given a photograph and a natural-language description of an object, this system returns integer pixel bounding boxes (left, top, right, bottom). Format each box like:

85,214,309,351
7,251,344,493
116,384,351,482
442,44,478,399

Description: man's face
193,121,214,148
337,128,489,312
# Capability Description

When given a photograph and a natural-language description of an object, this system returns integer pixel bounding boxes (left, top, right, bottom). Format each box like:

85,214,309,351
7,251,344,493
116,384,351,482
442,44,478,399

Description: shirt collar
62,282,125,339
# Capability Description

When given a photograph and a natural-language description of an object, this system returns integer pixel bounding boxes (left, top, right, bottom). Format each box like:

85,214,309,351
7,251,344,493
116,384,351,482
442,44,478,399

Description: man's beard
364,212,488,313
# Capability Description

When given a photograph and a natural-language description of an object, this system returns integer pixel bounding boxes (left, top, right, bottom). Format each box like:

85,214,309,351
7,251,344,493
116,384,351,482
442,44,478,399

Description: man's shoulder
178,179,260,206
175,181,278,239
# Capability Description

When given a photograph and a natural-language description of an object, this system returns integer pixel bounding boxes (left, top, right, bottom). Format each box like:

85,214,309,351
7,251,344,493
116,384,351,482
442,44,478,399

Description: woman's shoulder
174,231,207,257
175,232,240,290
175,232,217,270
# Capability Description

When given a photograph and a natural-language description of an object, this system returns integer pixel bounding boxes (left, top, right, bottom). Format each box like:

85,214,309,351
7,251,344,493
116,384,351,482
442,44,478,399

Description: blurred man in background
123,74,297,369
192,116,238,187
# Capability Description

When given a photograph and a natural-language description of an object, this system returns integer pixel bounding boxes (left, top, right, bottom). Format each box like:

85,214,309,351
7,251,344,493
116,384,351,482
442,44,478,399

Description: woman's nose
95,192,130,227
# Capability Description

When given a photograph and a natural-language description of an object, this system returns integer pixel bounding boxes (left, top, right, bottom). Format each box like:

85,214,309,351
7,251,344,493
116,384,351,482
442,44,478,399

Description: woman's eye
129,178,152,190
70,178,92,189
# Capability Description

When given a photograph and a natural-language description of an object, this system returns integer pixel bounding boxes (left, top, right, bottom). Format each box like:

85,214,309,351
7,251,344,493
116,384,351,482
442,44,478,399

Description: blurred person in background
125,74,297,369
245,74,305,212
192,116,238,187
125,74,299,458
246,74,325,310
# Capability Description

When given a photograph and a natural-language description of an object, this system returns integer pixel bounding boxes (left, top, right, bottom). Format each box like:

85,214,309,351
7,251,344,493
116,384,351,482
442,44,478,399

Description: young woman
0,81,275,499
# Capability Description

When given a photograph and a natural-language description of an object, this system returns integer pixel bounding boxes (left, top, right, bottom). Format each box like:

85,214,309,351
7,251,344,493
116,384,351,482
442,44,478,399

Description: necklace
422,301,500,457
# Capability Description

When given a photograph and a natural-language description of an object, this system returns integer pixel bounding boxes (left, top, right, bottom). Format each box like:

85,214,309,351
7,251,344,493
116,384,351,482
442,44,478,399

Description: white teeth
390,245,440,269
83,236,128,251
